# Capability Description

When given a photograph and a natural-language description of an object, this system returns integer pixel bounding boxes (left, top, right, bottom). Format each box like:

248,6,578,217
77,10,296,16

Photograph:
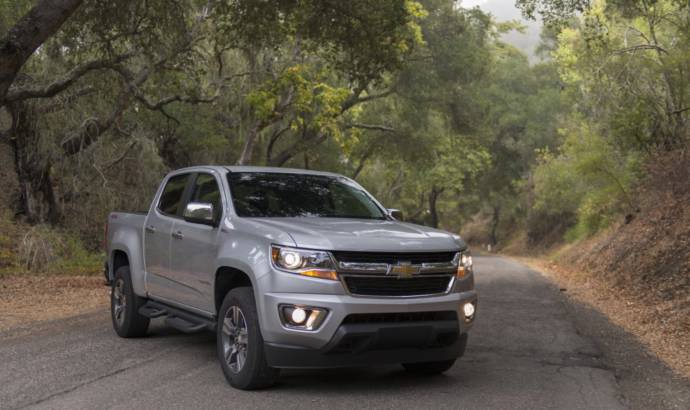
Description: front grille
342,311,457,324
332,251,456,265
343,275,452,296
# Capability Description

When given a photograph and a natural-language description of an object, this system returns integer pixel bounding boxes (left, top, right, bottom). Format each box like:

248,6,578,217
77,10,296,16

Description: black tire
111,265,150,338
217,287,279,390
402,333,468,374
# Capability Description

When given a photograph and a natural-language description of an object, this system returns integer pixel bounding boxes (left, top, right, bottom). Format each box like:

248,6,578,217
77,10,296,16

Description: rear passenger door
168,172,224,313
144,173,193,303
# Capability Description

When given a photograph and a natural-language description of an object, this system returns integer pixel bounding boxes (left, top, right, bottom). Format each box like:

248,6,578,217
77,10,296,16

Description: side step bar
139,300,216,334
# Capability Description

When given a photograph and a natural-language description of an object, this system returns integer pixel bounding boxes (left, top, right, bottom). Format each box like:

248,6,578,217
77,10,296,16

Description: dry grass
0,275,108,332
515,256,690,379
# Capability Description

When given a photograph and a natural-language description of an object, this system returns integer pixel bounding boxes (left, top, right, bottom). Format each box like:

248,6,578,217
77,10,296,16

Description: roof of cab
166,165,344,178
224,165,342,178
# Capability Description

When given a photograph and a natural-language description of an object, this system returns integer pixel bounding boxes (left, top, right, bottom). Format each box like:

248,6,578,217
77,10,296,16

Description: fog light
291,307,307,324
280,305,328,330
463,302,475,319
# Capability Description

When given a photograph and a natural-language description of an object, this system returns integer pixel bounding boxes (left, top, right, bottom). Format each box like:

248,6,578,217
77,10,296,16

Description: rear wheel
111,266,150,338
217,287,279,390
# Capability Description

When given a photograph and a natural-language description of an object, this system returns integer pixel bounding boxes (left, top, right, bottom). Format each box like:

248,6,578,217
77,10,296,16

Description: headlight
271,245,338,281
456,250,473,279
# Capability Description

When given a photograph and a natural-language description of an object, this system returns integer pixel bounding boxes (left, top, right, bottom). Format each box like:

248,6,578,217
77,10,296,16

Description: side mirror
388,208,403,221
183,202,216,226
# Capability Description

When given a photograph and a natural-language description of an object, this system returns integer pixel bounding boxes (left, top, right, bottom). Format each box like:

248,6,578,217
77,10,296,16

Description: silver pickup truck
105,166,477,390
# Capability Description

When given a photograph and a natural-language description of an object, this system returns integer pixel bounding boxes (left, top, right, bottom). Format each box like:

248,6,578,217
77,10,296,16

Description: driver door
144,172,193,302
168,172,223,313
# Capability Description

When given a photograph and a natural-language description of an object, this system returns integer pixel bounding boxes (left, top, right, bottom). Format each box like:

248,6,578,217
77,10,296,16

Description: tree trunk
236,121,262,165
269,130,327,167
0,0,83,106
8,100,61,224
489,204,501,247
428,186,443,229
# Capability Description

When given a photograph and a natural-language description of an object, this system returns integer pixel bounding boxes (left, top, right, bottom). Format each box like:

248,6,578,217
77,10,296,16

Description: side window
158,174,190,216
190,173,222,220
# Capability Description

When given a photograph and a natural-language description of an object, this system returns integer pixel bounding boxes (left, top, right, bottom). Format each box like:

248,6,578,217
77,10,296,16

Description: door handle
145,225,156,234
172,231,184,240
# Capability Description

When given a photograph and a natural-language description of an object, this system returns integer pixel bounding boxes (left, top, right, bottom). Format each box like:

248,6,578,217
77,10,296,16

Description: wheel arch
108,248,131,282
214,266,254,314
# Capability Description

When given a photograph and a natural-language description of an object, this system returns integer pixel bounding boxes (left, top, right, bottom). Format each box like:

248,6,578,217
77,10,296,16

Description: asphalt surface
1,256,688,410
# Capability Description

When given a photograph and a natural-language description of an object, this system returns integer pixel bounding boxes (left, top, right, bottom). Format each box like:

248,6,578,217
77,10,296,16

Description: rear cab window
158,174,190,217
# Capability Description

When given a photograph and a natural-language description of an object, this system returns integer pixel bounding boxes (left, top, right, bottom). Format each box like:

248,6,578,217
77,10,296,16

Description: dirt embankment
0,275,108,332
515,151,690,377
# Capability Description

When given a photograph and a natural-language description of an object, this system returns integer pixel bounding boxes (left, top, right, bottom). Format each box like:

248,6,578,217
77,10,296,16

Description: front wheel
217,287,279,390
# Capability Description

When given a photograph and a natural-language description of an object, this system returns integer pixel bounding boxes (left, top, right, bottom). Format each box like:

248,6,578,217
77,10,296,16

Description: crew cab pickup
105,166,477,390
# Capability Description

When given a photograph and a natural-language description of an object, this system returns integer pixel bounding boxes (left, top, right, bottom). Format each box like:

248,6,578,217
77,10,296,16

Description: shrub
531,121,641,242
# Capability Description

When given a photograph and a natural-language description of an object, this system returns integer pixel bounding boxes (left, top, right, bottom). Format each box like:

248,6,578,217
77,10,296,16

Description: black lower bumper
264,320,467,369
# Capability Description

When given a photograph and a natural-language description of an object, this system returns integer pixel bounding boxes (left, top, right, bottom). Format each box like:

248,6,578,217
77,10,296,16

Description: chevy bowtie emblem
388,261,420,278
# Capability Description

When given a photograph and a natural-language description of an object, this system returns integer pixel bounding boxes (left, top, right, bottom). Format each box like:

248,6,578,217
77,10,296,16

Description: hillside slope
531,151,689,376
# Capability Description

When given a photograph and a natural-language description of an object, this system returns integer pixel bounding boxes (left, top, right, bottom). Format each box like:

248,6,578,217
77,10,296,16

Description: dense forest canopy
0,0,688,258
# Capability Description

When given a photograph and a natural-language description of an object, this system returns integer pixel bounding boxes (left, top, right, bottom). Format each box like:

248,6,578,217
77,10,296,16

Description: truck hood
247,217,464,252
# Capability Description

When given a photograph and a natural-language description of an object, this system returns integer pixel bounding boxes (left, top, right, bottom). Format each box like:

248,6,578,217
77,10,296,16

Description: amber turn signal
300,269,338,281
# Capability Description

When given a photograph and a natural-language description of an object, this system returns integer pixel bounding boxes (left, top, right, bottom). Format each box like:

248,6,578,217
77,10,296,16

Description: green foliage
516,0,591,26
502,0,690,246
247,65,349,139
1,0,687,256
532,121,641,240
212,0,426,83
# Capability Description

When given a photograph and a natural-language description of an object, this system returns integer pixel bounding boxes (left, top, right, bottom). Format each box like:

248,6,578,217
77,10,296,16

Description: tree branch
0,0,84,106
352,148,374,179
132,92,218,124
5,54,131,102
36,86,97,114
265,124,291,164
109,50,217,124
613,44,668,55
270,129,327,167
670,107,690,115
341,87,395,112
60,90,131,155
345,123,396,132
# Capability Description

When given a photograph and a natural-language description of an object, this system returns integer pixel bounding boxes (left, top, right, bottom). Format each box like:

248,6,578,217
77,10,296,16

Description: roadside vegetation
0,0,687,370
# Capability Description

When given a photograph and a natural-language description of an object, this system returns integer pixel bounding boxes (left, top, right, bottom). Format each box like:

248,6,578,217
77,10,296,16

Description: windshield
227,172,386,219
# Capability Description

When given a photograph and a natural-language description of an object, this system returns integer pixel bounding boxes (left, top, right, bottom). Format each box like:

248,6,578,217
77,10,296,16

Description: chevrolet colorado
105,166,477,390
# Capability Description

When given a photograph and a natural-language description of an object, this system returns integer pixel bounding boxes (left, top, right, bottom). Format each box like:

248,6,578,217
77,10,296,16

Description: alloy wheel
112,278,127,327
221,306,249,373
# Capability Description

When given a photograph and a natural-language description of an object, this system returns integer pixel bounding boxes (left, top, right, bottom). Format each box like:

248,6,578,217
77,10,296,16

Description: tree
0,0,83,106
0,0,428,224
346,0,495,228
514,0,690,242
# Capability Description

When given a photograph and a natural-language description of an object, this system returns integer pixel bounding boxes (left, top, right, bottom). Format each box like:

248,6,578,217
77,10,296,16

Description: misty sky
460,0,543,61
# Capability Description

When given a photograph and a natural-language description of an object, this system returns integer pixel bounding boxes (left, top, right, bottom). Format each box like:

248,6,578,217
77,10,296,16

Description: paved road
1,256,688,410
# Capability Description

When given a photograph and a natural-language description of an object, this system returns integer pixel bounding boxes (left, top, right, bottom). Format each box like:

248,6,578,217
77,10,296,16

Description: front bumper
265,326,468,368
258,289,478,351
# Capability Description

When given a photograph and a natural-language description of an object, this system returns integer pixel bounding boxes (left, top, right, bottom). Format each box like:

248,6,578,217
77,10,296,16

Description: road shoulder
511,257,690,410
0,274,108,332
